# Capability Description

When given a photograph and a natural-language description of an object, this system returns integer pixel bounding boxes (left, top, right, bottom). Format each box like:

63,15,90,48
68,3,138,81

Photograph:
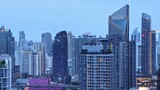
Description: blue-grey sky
0,0,159,41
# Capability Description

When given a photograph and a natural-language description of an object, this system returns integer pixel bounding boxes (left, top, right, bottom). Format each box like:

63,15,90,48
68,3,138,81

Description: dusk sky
0,0,159,41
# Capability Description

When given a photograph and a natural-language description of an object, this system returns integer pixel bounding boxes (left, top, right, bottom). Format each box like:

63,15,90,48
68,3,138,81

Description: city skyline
0,2,159,89
0,0,159,41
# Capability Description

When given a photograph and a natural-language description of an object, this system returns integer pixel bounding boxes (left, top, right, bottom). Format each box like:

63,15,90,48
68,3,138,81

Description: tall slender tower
0,26,15,82
52,31,68,82
41,32,52,55
108,5,136,90
18,31,27,50
141,13,156,75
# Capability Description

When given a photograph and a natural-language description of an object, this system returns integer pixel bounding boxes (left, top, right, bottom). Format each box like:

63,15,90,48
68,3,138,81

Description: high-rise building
108,5,136,90
41,32,52,54
28,52,39,76
131,28,141,70
67,31,74,76
52,31,68,82
112,41,136,90
141,13,156,75
0,26,15,82
16,50,31,78
0,54,12,90
16,42,46,78
73,34,102,80
18,31,27,50
79,43,116,90
34,42,46,75
108,4,129,42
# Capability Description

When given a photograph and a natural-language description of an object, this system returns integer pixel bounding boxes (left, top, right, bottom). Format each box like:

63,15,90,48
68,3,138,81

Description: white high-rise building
0,54,12,90
45,55,52,74
28,52,39,76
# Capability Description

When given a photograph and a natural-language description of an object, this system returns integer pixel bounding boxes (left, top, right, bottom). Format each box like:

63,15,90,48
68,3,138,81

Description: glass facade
108,5,136,90
141,13,156,75
108,5,129,42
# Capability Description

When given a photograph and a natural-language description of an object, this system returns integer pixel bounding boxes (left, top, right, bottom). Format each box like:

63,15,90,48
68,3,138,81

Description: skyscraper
0,26,15,82
108,5,136,89
18,31,27,50
52,31,68,82
41,32,52,54
79,43,116,90
141,13,156,75
34,42,46,75
108,4,129,42
67,31,74,76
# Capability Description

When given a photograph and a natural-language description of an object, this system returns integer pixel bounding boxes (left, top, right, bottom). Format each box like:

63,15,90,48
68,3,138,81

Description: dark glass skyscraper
0,26,15,82
108,4,129,42
141,13,156,75
42,32,52,54
52,31,68,82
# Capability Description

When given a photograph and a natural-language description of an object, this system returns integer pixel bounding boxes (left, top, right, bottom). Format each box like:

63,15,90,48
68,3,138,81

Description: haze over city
0,0,160,41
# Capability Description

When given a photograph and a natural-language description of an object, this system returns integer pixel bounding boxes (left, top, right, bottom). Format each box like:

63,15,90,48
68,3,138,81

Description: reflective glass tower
108,5,136,90
108,5,129,41
141,13,156,75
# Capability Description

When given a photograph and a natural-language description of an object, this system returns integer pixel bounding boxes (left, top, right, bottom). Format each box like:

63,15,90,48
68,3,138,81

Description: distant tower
141,13,156,75
41,32,52,55
131,28,140,42
19,31,25,41
34,42,46,75
52,31,68,82
18,31,27,50
0,26,15,82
